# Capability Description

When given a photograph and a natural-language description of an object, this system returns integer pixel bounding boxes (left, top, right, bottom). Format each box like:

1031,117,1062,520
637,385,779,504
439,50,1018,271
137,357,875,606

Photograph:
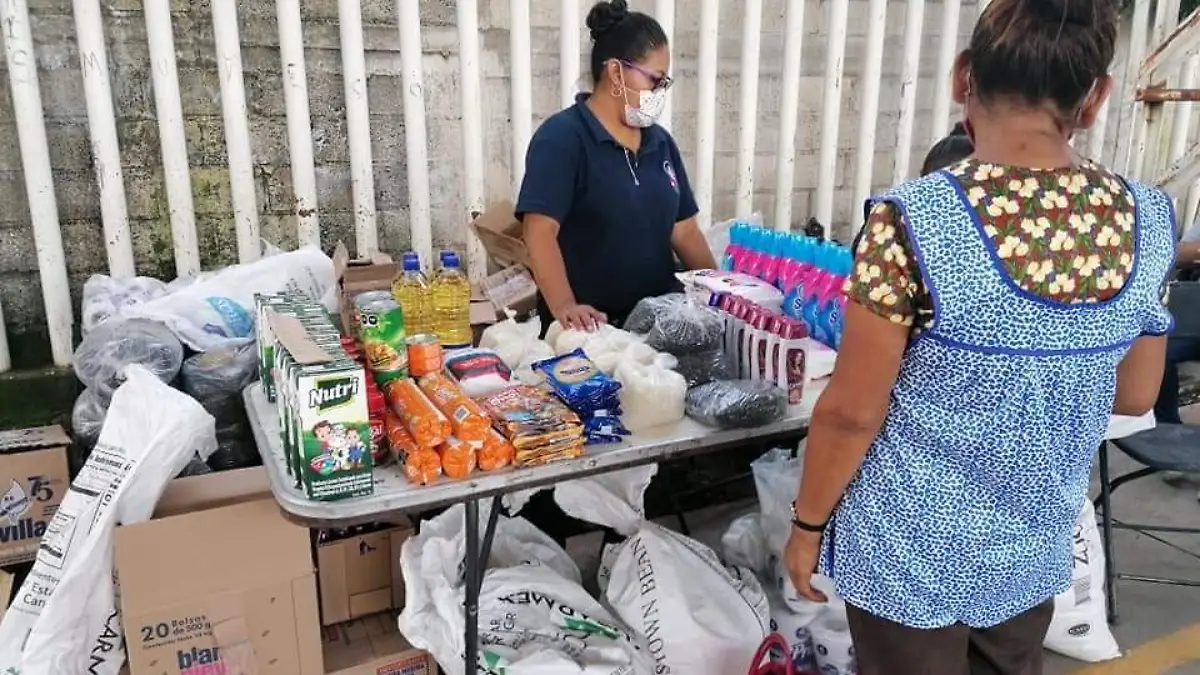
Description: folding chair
1094,425,1200,624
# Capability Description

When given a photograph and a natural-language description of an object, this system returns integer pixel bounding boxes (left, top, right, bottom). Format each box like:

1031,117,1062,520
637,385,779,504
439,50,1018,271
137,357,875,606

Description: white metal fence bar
211,0,261,264
893,0,926,184
0,300,10,372
735,0,763,218
814,0,849,229
560,0,581,109
398,0,433,268
853,0,889,211
930,0,962,143
693,0,720,230
1168,52,1199,165
510,0,533,195
1121,0,1153,175
0,0,73,366
458,0,488,283
339,0,378,257
655,0,675,132
772,0,806,231
276,0,320,248
73,0,134,278
145,0,201,276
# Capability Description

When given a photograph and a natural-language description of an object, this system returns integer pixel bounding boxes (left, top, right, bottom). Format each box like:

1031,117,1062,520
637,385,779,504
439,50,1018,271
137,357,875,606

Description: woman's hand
784,528,828,603
554,303,607,332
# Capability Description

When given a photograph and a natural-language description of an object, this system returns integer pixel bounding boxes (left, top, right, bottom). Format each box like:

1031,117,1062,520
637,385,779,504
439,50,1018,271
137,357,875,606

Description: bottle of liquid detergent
814,248,853,349
759,231,786,287
723,222,748,271
800,242,839,343
429,251,472,348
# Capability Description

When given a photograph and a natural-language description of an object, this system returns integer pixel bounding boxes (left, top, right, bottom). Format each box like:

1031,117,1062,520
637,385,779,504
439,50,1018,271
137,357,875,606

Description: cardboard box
116,499,323,675
0,426,70,566
316,523,412,626
332,241,399,335
479,265,538,319
153,467,270,518
322,612,434,675
469,201,529,269
0,569,13,624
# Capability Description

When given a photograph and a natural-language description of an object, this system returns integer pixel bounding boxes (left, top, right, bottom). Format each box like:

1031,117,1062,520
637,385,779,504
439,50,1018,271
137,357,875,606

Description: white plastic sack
1043,499,1121,662
766,585,820,674
556,465,770,675
751,446,806,557
613,360,686,431
126,246,336,351
810,610,857,675
397,503,648,675
721,513,770,578
0,365,217,675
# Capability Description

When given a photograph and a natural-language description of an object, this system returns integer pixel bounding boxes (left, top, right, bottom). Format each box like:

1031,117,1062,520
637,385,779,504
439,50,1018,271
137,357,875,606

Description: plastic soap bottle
391,252,431,336
430,250,472,348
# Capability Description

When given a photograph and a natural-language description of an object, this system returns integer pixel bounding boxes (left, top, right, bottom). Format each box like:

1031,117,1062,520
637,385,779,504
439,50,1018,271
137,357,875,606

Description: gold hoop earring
610,81,624,98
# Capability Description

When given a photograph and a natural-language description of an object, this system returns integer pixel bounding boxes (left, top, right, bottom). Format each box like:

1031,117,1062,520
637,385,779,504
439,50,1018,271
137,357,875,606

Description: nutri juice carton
293,361,374,501
269,309,374,501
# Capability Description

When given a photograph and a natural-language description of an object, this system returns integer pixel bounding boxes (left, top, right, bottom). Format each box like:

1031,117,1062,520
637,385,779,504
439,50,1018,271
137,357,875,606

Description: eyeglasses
619,60,673,92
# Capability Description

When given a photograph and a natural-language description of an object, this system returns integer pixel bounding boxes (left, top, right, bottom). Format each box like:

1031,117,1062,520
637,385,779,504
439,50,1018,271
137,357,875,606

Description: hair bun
586,0,630,40
949,121,969,136
1025,0,1101,25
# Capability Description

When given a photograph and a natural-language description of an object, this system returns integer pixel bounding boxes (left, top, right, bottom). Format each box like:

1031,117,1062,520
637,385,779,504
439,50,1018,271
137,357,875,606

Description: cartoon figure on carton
310,420,349,475
345,427,367,469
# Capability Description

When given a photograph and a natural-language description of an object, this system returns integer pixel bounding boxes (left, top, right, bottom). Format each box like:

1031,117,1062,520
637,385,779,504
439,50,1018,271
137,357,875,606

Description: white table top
245,382,822,526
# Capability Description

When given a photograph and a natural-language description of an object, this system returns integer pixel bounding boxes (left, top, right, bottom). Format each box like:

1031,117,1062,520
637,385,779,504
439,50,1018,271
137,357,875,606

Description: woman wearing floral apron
784,0,1176,673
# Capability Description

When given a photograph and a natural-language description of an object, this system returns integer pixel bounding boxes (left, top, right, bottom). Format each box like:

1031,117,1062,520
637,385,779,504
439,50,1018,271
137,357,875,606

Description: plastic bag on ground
686,380,787,429
73,318,184,401
70,387,109,450
180,340,258,403
0,365,217,675
80,274,168,334
126,246,336,351
645,298,725,355
721,513,771,578
1043,499,1121,662
398,503,649,675
809,611,857,675
624,293,687,335
752,447,805,558
556,464,770,675
766,585,819,674
613,360,686,431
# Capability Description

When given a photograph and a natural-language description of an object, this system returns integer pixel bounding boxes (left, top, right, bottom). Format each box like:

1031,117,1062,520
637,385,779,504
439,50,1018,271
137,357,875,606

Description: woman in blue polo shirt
516,0,716,336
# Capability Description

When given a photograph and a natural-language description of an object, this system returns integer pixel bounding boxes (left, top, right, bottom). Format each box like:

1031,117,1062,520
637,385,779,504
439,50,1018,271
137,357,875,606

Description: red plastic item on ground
747,634,799,675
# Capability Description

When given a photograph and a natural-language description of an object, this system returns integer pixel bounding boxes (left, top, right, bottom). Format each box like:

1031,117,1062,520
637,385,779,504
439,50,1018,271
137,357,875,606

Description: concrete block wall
0,0,990,367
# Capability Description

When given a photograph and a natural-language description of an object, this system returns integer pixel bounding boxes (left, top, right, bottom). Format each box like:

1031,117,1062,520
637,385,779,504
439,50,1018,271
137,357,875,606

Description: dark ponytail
969,0,1119,115
586,0,668,84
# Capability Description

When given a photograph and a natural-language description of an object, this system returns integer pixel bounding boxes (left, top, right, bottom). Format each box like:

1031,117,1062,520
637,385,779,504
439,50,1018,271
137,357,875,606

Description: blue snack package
532,349,623,415
583,408,630,444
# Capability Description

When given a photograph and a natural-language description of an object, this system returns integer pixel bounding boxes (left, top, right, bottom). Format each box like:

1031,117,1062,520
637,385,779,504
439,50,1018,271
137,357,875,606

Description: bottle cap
442,252,461,268
402,252,421,272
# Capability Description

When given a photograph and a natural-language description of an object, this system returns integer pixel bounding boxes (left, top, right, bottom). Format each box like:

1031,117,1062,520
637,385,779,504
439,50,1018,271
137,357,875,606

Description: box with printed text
0,426,70,566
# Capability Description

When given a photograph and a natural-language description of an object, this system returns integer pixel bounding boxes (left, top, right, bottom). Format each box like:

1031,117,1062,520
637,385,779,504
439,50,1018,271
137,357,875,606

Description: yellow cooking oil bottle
429,250,472,348
391,252,431,336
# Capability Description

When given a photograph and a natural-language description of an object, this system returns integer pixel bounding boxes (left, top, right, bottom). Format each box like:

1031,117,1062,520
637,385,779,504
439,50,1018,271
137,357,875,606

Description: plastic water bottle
391,252,431,337
429,251,472,348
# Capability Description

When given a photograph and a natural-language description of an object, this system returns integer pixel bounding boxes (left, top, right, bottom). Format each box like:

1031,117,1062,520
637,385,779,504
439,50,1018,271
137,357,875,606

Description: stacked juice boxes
256,293,375,502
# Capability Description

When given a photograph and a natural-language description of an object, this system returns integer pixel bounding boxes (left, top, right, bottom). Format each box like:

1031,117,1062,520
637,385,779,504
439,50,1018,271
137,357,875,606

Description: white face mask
623,87,667,128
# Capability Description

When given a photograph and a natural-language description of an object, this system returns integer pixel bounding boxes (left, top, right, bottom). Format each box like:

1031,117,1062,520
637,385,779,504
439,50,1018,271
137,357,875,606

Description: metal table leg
463,495,504,672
